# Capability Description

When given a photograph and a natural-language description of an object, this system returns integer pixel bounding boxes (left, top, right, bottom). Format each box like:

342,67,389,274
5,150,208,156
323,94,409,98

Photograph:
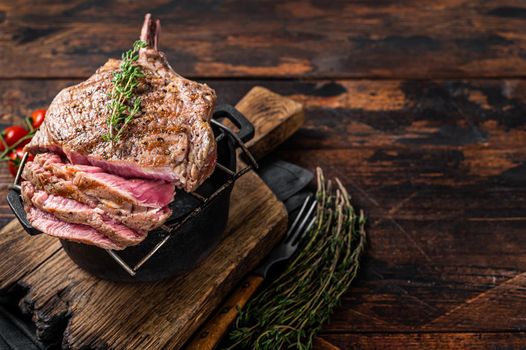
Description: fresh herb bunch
104,40,147,142
224,168,366,350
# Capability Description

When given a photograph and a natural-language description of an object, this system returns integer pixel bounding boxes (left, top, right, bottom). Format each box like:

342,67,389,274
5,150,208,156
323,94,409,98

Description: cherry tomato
3,126,29,147
30,109,46,128
8,147,33,177
7,154,17,177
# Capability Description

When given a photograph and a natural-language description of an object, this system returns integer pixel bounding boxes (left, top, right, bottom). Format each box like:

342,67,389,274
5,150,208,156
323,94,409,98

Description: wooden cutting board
0,87,303,349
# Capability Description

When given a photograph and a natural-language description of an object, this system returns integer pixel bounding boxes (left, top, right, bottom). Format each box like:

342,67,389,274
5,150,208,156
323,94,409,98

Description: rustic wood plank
4,78,526,151
0,86,305,349
313,337,341,350
0,220,60,290
317,332,526,350
274,79,526,333
238,86,304,160
2,1,526,79
185,275,265,350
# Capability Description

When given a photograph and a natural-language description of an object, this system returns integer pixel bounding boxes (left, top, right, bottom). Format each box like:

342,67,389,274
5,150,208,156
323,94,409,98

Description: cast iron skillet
7,104,255,282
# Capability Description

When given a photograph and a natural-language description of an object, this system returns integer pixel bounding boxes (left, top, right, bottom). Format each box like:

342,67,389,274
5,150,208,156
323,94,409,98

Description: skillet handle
6,189,41,236
213,104,255,143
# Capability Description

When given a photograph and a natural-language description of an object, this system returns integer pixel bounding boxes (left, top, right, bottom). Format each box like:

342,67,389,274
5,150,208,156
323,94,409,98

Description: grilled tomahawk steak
18,15,220,250
26,14,217,192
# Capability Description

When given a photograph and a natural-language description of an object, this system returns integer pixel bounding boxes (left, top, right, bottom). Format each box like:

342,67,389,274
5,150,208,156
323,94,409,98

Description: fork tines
286,195,317,246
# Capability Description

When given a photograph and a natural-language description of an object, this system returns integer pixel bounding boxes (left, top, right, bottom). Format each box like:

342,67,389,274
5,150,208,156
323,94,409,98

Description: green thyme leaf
105,40,147,142
223,168,366,350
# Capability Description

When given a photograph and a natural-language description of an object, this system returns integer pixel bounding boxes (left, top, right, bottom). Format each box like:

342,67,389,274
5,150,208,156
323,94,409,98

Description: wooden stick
185,275,264,349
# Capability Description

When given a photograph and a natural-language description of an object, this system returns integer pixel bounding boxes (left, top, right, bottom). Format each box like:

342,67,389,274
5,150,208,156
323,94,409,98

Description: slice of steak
33,153,175,208
115,206,171,233
26,14,217,192
74,172,174,208
22,182,145,247
26,206,123,250
23,158,98,207
22,156,172,232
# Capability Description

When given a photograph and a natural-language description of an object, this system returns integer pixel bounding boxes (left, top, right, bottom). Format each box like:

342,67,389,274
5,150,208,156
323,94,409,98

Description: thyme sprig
224,168,366,350
104,40,147,142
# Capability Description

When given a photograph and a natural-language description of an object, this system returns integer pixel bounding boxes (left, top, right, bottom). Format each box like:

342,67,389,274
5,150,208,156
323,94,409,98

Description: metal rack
12,118,258,276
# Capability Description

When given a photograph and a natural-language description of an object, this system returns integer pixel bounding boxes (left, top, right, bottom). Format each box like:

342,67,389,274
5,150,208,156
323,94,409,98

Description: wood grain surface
1,0,526,348
185,275,265,350
1,0,526,79
314,333,526,350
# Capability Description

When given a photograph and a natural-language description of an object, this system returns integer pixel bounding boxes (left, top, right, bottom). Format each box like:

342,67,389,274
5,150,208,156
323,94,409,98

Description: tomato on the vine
3,126,29,148
30,109,46,128
8,147,33,177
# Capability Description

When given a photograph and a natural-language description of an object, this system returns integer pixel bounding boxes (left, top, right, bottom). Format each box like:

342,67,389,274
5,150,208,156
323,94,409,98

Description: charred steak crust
20,14,216,250
26,51,217,192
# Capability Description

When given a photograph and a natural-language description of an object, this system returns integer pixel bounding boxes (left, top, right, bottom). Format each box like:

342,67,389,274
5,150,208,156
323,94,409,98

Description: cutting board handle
236,87,304,160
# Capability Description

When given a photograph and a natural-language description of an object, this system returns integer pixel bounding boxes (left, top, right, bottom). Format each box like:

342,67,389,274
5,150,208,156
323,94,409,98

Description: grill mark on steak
25,14,217,192
19,15,216,249
23,156,99,206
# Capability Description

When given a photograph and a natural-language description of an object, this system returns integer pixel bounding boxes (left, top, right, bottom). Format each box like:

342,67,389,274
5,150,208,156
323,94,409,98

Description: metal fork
254,195,317,277
186,195,317,350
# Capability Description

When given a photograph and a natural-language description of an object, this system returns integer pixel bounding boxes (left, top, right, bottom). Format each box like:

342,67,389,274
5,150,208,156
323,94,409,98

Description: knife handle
186,274,264,350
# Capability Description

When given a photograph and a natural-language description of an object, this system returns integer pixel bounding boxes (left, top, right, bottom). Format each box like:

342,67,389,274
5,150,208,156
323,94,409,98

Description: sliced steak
23,158,98,206
74,172,173,208
33,153,174,208
26,14,217,192
26,206,123,250
22,182,145,247
22,155,171,232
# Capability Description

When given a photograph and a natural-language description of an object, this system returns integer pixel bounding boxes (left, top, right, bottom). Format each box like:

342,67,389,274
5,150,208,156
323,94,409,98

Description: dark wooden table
1,1,526,349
